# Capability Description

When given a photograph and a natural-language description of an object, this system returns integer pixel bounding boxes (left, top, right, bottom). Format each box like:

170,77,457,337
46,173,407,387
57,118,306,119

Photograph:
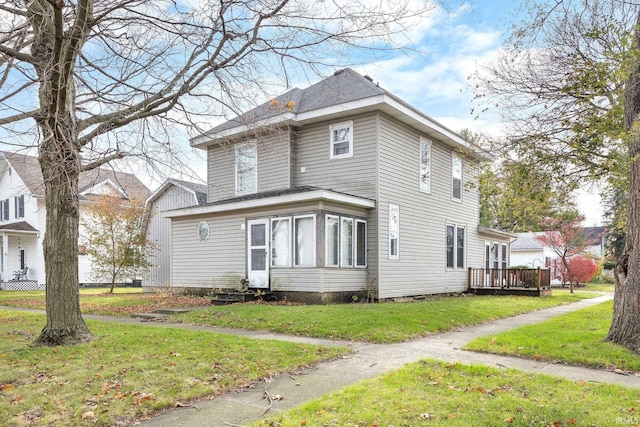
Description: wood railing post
537,267,541,291
468,267,472,291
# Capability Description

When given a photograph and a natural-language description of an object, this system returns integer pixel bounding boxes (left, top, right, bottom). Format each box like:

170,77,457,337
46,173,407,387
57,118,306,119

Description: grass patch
465,300,640,372
0,310,350,427
0,289,211,316
256,359,640,426
176,292,597,343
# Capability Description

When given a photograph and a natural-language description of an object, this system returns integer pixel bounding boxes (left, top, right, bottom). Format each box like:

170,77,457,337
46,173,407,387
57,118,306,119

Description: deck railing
468,268,551,290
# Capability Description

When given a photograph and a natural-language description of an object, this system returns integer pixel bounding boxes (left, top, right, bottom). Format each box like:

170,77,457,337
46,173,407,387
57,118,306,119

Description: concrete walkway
101,294,638,427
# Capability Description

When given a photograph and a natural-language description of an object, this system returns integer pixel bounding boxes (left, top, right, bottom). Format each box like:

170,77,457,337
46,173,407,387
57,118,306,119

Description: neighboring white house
144,179,207,289
510,227,607,269
0,151,150,290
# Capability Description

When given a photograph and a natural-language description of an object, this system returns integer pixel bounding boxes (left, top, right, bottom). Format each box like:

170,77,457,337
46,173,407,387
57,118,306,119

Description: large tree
474,0,640,351
0,0,437,345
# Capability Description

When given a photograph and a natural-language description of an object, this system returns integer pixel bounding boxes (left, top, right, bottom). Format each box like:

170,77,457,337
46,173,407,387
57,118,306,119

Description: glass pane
251,248,266,270
341,218,353,267
326,216,339,266
295,217,314,266
236,144,257,193
420,142,430,191
271,219,290,267
446,225,454,268
457,227,465,269
333,127,350,142
389,204,399,257
452,178,461,200
356,221,366,266
333,141,349,156
251,224,265,246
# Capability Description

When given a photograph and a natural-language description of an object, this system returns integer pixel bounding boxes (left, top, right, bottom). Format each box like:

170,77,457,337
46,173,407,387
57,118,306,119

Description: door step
210,289,273,305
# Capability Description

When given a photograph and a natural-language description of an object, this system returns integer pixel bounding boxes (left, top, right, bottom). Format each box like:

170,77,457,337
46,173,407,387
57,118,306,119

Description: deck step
210,297,242,305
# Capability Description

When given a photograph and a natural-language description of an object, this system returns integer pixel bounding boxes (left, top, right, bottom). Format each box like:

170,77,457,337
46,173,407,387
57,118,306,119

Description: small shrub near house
567,256,597,284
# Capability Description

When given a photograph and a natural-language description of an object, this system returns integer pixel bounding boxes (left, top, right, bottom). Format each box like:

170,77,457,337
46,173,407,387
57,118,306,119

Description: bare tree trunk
606,11,640,352
36,136,94,345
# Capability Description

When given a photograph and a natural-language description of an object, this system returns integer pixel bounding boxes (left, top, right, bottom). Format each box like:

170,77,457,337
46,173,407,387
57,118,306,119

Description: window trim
446,222,466,270
355,219,367,268
329,121,353,159
389,203,400,260
293,214,316,267
451,152,462,202
235,142,258,196
270,217,292,268
325,214,339,267
419,137,431,193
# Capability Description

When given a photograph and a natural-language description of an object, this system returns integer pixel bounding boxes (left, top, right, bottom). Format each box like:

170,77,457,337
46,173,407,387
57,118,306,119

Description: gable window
235,142,257,195
294,215,315,267
389,203,399,260
446,224,465,269
329,121,353,159
0,199,8,221
420,137,431,193
452,153,462,201
271,217,291,267
14,195,24,219
325,215,339,267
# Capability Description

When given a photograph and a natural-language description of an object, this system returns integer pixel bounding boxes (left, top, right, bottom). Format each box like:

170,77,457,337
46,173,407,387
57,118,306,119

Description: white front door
247,219,269,288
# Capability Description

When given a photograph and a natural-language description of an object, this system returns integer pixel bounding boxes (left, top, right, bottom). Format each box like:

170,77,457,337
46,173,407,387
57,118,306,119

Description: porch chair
13,266,28,280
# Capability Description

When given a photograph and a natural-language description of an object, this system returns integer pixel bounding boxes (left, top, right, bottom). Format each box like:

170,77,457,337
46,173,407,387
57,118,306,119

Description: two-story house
161,69,512,302
0,151,150,290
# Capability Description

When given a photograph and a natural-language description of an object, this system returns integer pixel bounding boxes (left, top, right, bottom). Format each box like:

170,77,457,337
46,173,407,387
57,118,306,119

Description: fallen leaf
488,337,497,345
504,416,514,423
300,421,307,426
81,411,95,420
2,384,15,392
10,395,21,404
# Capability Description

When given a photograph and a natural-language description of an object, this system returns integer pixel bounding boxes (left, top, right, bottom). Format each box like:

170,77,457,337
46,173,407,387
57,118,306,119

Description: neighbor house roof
147,178,208,206
1,151,150,201
191,68,488,160
0,221,38,233
583,226,605,246
511,232,545,251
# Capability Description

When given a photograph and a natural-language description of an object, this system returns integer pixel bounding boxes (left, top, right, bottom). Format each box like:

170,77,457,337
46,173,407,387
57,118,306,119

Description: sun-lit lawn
0,288,211,316
0,309,350,427
176,292,599,343
255,359,640,427
465,300,640,372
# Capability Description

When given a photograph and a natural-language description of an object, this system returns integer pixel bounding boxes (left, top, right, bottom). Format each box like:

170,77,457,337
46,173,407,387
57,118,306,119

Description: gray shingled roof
511,232,545,251
1,151,150,200
195,68,453,142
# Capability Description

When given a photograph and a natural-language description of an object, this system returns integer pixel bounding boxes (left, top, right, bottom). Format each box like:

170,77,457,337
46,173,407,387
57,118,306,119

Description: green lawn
176,292,598,343
465,300,640,372
0,310,350,427
256,359,640,426
0,288,211,316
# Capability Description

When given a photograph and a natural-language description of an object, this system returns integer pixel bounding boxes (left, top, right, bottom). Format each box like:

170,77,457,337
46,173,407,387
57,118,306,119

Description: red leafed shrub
567,256,597,284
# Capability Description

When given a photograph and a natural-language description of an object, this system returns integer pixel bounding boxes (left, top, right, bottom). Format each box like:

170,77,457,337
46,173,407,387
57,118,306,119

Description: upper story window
0,199,8,221
451,152,462,201
235,142,257,195
14,195,24,219
420,137,431,193
329,121,353,159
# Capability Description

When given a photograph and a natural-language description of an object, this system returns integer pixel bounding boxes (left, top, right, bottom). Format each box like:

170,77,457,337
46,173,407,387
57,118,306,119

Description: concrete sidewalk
128,294,635,427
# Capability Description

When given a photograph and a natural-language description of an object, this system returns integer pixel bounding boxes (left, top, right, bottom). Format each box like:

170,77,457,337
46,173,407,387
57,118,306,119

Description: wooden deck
468,268,552,297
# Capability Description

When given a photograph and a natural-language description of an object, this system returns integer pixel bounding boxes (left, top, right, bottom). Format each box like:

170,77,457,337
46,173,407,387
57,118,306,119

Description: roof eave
163,189,375,218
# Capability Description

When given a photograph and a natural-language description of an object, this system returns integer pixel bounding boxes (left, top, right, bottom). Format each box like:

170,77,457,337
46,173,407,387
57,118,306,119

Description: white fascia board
0,229,39,236
294,95,386,122
190,112,296,148
163,190,375,218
